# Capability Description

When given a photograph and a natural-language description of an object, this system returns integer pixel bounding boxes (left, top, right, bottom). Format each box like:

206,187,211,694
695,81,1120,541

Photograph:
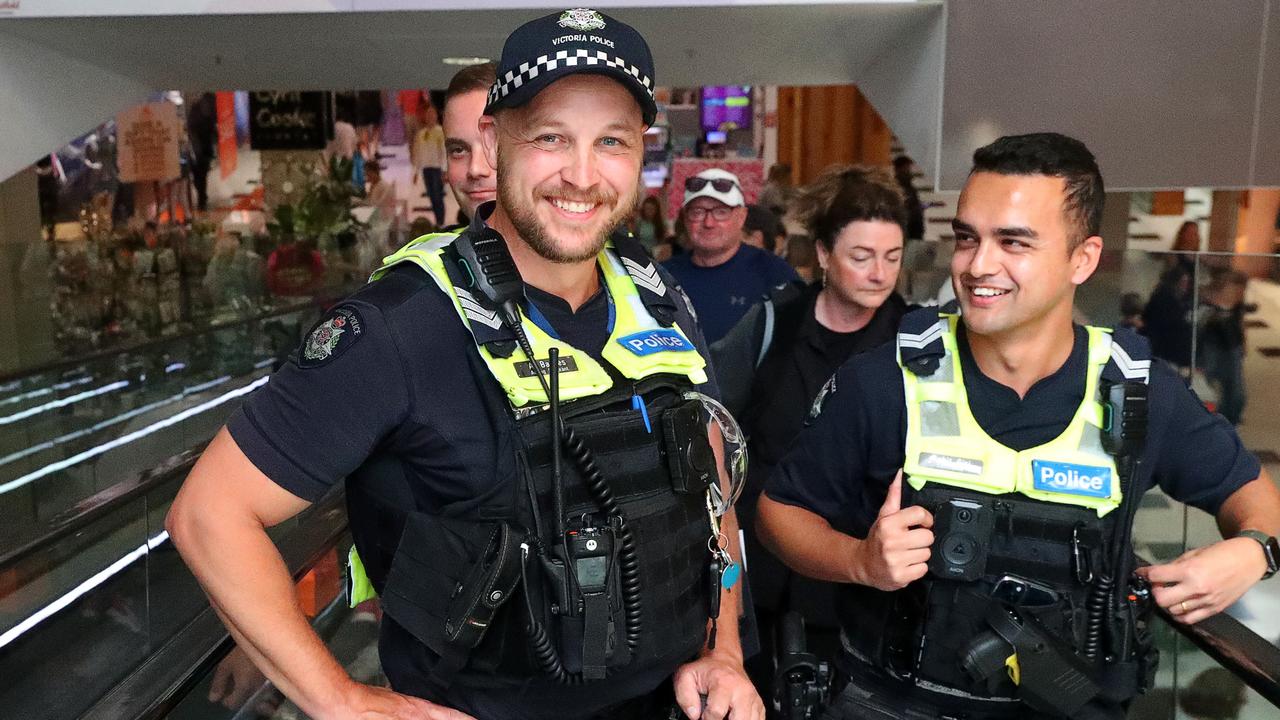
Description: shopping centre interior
1,2,1280,719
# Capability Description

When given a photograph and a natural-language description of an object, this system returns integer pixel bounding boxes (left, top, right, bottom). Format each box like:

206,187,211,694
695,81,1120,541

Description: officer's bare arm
756,494,861,584
167,428,461,720
1214,469,1280,538
757,472,934,592
1139,468,1280,625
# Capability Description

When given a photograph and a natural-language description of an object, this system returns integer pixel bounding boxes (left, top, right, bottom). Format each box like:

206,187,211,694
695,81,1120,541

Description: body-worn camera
928,498,993,582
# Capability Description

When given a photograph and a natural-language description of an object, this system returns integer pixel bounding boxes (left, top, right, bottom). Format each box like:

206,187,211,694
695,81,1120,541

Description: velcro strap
445,522,524,648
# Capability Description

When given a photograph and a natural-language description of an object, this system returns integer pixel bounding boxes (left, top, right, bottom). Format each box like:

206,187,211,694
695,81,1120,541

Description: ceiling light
443,57,491,66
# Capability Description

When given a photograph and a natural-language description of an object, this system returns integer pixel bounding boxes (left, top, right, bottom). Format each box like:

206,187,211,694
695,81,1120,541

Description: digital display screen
576,555,608,589
701,86,752,132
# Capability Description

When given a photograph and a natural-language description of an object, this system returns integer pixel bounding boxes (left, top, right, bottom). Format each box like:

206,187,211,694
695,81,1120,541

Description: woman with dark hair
712,164,911,699
630,195,667,252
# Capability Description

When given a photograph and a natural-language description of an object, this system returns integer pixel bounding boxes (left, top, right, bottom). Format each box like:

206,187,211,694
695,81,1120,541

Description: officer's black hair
446,62,498,104
970,133,1104,251
791,165,907,251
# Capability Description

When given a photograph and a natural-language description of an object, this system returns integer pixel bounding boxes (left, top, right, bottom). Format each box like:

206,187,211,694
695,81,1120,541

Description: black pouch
662,399,716,494
381,513,524,664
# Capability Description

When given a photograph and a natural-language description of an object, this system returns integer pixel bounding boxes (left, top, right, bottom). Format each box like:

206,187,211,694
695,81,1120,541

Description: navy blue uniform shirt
227,261,718,718
766,323,1260,538
663,243,798,344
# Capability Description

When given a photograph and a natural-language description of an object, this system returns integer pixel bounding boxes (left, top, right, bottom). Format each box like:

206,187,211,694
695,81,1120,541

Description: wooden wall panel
776,84,892,185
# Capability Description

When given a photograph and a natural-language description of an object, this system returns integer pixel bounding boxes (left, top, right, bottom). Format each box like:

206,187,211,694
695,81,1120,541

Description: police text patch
618,328,693,356
1031,460,1111,499
299,306,363,368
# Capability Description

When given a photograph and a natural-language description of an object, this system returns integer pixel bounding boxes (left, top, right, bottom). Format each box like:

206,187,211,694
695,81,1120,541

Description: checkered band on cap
486,48,655,107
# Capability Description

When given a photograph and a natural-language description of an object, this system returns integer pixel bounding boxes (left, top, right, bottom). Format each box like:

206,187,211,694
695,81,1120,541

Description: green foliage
266,155,366,249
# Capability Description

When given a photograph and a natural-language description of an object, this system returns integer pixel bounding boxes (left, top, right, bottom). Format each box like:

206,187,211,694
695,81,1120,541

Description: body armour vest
345,224,716,688
840,310,1157,718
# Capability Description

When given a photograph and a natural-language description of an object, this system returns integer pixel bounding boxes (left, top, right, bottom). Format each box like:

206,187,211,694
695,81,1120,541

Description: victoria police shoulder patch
299,305,364,368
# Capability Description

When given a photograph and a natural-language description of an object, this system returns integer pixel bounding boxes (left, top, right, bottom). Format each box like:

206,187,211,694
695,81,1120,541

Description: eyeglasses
686,206,735,222
685,176,739,194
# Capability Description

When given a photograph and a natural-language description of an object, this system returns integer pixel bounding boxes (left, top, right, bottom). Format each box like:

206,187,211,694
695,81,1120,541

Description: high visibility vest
374,233,708,408
898,313,1146,517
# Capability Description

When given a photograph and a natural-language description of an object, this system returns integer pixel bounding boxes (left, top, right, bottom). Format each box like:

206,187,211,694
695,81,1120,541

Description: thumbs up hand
851,471,935,591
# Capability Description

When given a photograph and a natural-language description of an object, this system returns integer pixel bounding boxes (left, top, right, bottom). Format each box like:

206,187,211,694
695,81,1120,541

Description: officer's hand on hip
1135,537,1270,625
335,683,477,720
673,653,765,720
852,470,934,591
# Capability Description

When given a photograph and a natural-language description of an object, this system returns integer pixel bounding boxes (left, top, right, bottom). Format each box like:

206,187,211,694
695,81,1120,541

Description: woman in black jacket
712,165,911,706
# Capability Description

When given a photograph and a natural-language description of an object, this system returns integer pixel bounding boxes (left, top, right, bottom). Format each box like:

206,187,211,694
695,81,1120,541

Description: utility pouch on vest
381,512,524,677
662,399,717,495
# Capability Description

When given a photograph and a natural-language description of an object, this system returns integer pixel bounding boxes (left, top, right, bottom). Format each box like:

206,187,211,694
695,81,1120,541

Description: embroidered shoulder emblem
300,306,364,368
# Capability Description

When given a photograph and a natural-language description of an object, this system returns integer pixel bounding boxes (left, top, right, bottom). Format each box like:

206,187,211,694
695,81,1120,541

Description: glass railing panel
0,496,152,720
0,302,321,552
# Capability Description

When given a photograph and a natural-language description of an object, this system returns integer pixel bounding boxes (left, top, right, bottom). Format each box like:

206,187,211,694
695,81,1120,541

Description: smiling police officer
167,9,761,720
757,133,1280,720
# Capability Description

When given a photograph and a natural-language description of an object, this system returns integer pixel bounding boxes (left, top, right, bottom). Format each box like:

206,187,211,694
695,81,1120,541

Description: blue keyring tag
721,562,741,590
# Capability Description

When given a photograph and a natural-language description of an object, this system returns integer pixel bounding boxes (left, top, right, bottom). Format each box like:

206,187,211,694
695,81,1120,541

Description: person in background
1198,267,1249,425
711,166,910,701
784,234,819,284
411,102,448,226
893,155,925,241
629,195,668,253
742,204,783,254
1142,222,1200,370
663,168,799,343
324,109,358,163
759,163,793,218
442,62,499,223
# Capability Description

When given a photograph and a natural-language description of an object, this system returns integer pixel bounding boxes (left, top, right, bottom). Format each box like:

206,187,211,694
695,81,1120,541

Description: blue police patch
1031,460,1111,499
617,328,694,356
299,305,363,368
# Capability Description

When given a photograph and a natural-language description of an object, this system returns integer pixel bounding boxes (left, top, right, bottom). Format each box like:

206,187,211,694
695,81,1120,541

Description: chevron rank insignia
300,305,363,368
455,287,503,330
620,256,667,297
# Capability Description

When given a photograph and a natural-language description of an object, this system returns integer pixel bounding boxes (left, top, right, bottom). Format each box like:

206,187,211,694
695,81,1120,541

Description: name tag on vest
618,329,694,356
515,355,579,378
1032,460,1111,498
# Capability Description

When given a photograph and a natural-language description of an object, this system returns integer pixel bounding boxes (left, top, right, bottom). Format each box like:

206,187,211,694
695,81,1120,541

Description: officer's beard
497,156,641,264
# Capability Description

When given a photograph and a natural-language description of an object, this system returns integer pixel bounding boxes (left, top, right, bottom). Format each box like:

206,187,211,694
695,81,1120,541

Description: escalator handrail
1158,600,1280,708
79,489,350,720
0,446,203,571
0,296,320,387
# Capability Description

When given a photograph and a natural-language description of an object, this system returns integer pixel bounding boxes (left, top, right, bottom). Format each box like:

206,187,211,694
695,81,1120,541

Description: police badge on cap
485,8,658,126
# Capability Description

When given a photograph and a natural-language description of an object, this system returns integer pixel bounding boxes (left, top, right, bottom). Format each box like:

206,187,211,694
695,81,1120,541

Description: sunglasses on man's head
685,176,738,194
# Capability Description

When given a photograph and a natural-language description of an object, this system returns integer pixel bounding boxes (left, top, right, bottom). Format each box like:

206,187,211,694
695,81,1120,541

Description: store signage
116,102,182,183
249,91,332,151
216,91,238,179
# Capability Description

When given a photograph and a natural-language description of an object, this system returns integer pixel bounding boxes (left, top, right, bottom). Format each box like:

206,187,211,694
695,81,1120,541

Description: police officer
167,9,762,720
442,62,498,222
757,133,1280,720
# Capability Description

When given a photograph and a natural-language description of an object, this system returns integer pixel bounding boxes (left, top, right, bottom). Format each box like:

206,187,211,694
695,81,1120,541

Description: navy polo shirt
663,243,799,344
766,323,1261,538
226,261,717,719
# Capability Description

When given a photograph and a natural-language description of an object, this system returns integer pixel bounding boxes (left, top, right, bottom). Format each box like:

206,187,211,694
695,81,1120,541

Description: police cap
484,8,657,126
